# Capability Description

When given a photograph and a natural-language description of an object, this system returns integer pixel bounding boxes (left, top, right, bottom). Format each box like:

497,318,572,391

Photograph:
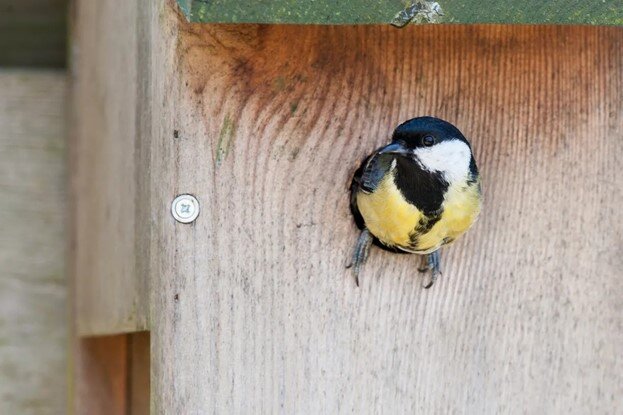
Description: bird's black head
391,116,471,150
376,116,477,186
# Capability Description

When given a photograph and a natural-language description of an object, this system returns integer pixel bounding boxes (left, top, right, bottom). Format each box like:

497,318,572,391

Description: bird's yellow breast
416,181,481,252
356,175,481,253
357,174,422,249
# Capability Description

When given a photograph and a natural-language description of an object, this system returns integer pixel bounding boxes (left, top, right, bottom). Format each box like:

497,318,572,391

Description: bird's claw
351,229,373,287
422,269,442,289
420,250,442,289
351,237,443,289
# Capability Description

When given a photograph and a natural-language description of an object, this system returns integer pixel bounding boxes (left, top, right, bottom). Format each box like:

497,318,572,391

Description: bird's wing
359,151,395,192
350,150,394,230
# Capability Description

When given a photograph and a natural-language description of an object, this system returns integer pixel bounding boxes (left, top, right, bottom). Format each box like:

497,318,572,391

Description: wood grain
71,0,150,335
72,0,623,411
0,71,66,414
149,17,623,414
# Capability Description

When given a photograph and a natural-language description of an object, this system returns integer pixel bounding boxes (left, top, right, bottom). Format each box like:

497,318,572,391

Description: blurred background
1,0,67,413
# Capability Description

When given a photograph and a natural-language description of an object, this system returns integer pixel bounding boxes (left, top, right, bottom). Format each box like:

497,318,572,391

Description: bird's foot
418,250,442,289
348,229,373,287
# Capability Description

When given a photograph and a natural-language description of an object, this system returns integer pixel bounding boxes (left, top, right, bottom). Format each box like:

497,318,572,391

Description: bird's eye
422,135,436,147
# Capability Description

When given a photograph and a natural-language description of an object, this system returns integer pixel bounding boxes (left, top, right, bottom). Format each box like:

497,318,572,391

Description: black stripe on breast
467,156,479,186
416,212,442,233
408,213,442,249
393,156,448,215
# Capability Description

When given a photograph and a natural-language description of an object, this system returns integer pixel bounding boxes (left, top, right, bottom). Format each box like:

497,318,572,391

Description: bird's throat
393,156,448,215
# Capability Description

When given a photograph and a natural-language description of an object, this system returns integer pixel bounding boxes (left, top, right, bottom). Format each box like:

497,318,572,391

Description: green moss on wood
215,114,237,167
176,0,622,25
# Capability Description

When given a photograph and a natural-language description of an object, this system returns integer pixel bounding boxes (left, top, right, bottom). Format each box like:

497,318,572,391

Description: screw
171,194,200,224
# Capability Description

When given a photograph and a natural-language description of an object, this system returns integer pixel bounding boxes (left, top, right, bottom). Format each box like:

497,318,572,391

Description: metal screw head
171,194,200,224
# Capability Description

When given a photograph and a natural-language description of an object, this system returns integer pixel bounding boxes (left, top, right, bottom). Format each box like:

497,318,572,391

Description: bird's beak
378,142,409,156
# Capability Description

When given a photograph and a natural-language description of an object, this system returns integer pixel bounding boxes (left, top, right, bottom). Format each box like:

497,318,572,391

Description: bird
349,116,482,288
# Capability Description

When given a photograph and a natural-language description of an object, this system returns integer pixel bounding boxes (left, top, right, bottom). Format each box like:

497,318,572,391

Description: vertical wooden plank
129,332,150,415
0,71,67,414
74,332,149,415
149,16,623,414
76,336,127,415
71,0,149,335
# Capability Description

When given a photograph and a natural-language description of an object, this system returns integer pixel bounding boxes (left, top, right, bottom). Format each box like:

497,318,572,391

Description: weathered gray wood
149,17,623,413
72,0,149,335
0,71,66,415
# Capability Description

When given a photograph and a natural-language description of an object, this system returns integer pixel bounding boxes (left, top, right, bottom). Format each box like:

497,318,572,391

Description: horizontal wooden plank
176,0,623,25
0,70,66,415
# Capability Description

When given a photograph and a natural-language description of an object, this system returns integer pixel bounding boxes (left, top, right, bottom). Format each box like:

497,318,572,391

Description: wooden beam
129,332,150,415
0,71,66,414
76,335,128,415
176,0,623,25
71,0,150,335
72,0,623,412
74,332,150,415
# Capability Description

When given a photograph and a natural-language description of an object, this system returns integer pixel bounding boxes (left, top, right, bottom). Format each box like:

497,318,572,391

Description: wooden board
129,332,150,415
0,71,66,414
75,333,149,415
149,16,623,414
72,0,623,411
71,0,150,335
176,0,623,25
76,335,128,415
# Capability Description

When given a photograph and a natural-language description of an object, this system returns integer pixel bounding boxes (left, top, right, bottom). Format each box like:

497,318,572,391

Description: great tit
350,116,482,288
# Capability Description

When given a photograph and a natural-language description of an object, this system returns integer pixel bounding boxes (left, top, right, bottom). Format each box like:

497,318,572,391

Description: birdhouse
72,1,623,413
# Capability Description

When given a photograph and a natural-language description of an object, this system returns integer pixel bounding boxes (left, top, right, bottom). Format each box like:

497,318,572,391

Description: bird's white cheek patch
414,140,471,183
